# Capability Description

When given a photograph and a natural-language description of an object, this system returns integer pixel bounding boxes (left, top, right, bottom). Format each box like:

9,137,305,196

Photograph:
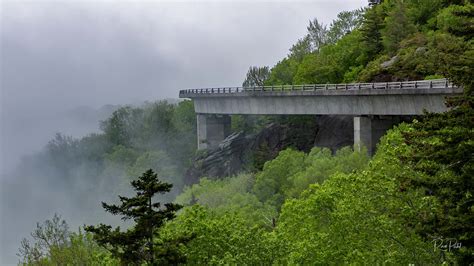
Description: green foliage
18,214,117,265
176,174,277,226
272,125,443,264
265,57,299,85
307,18,328,52
127,151,179,190
294,30,368,84
101,107,145,147
359,4,384,60
288,35,312,62
326,8,365,44
382,1,417,54
398,101,474,263
406,0,444,28
85,169,183,265
253,149,307,208
161,206,274,265
253,146,369,210
242,66,270,87
436,4,474,37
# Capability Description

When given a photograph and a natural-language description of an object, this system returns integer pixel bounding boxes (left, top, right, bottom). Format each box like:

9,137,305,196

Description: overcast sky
1,0,368,173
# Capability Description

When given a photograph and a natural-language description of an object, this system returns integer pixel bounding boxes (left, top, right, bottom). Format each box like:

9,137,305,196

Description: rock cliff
184,115,354,185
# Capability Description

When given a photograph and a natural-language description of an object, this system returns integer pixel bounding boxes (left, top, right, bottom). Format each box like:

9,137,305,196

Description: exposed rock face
381,55,398,69
184,115,354,185
313,115,353,151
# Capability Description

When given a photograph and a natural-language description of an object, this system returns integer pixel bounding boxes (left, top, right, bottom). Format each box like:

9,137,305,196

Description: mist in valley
0,0,367,264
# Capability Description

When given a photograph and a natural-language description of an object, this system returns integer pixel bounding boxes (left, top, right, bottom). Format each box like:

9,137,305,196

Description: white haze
0,0,367,264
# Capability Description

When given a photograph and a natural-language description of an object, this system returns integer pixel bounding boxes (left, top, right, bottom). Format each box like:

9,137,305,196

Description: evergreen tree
360,5,384,60
85,169,183,265
382,0,416,54
399,3,474,263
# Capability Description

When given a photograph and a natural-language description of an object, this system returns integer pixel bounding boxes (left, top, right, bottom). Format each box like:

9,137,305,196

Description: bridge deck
179,79,463,116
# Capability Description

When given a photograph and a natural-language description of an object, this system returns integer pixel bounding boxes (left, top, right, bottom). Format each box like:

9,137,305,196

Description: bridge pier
197,114,231,150
354,116,401,155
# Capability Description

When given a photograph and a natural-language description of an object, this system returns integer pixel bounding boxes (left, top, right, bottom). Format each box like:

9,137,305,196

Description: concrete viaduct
179,79,462,154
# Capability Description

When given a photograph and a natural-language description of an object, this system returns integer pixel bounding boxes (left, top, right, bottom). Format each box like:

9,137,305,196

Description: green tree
100,106,145,147
398,5,474,262
360,4,384,60
307,18,328,52
18,214,69,264
382,0,417,54
161,205,274,265
326,9,365,44
288,35,312,62
18,214,117,265
294,30,367,84
85,169,183,265
265,58,300,85
242,66,270,87
271,125,443,264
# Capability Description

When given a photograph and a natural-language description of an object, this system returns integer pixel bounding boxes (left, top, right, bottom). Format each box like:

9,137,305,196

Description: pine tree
399,3,474,263
360,5,384,60
85,169,183,265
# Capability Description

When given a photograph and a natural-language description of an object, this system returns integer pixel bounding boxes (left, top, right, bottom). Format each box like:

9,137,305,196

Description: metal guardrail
180,79,455,95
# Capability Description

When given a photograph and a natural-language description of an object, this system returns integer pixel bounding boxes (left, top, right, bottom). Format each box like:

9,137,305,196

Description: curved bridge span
179,79,462,153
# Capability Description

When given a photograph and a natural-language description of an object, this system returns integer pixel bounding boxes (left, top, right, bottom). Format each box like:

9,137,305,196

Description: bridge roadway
179,79,462,153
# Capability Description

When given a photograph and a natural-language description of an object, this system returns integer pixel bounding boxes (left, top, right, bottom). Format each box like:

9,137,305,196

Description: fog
1,0,367,264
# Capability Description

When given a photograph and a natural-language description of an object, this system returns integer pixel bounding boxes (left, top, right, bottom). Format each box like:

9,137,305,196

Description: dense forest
17,0,472,264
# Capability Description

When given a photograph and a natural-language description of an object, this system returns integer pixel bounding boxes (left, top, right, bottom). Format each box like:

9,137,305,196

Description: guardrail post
430,80,433,88
414,81,417,89
313,84,316,91
445,79,448,88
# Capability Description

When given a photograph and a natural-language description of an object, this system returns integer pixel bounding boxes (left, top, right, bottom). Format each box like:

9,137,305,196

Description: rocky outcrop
184,116,354,185
380,55,398,69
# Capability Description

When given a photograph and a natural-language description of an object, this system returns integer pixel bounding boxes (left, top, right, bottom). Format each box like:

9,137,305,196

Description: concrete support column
197,114,231,150
354,116,402,155
354,116,372,154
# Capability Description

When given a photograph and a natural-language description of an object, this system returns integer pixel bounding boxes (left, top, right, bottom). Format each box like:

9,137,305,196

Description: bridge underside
196,113,407,155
